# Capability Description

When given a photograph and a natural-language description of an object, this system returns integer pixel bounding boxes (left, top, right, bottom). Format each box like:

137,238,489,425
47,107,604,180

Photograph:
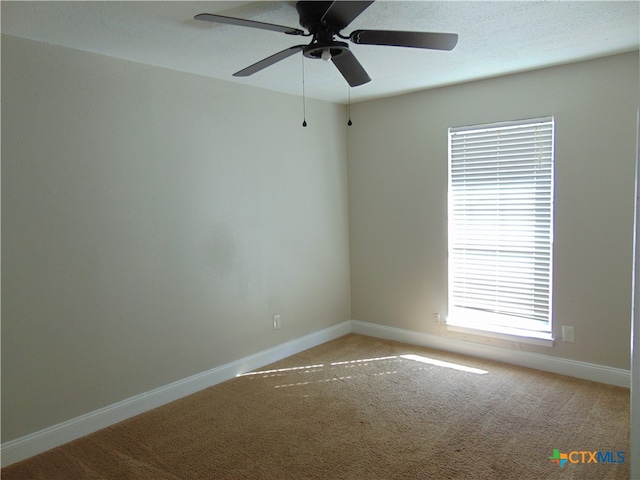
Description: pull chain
347,87,353,126
302,55,307,127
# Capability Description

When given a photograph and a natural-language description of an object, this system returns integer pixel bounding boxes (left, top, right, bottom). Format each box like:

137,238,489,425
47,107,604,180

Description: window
447,117,555,340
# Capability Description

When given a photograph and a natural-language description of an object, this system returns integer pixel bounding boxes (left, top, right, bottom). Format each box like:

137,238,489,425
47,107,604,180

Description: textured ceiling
2,1,639,104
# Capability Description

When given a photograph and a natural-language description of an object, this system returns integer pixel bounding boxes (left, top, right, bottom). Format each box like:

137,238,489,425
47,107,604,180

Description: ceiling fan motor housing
296,1,348,60
296,1,335,33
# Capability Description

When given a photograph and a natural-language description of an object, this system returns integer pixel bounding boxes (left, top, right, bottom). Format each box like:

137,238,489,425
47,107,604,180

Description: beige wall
1,35,351,442
348,52,639,369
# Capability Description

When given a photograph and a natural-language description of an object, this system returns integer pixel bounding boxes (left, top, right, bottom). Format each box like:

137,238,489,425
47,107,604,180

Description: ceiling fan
194,1,458,87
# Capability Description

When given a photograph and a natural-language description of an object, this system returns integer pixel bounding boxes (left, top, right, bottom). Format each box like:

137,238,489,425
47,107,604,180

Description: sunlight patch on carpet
237,364,325,377
400,354,489,374
330,355,399,366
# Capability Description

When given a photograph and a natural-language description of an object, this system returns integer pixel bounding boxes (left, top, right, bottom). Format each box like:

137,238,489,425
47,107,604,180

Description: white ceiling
2,1,639,104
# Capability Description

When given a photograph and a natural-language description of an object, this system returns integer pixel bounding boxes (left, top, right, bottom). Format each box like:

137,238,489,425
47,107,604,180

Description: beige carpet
2,334,630,479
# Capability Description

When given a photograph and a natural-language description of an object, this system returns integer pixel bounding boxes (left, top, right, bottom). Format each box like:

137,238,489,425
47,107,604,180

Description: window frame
446,116,555,345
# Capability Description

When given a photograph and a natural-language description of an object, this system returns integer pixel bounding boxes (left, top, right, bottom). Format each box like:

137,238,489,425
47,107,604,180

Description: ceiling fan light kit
194,0,458,88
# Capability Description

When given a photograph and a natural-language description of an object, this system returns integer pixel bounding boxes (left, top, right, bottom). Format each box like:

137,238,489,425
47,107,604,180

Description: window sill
445,321,555,347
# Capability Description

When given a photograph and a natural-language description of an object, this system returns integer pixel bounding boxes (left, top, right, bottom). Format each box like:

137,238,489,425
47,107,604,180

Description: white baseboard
351,320,631,388
0,321,351,468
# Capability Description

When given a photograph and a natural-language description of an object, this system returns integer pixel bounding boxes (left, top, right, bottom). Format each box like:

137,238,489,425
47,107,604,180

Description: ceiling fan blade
350,30,459,51
321,1,375,30
194,13,305,36
234,45,306,77
331,50,371,87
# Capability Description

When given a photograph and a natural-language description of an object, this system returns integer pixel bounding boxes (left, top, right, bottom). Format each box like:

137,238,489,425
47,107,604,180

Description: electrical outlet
432,313,441,325
562,325,575,343
273,314,281,330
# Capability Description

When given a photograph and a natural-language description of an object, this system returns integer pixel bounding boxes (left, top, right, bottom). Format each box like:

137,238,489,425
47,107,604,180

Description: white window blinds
448,117,554,333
